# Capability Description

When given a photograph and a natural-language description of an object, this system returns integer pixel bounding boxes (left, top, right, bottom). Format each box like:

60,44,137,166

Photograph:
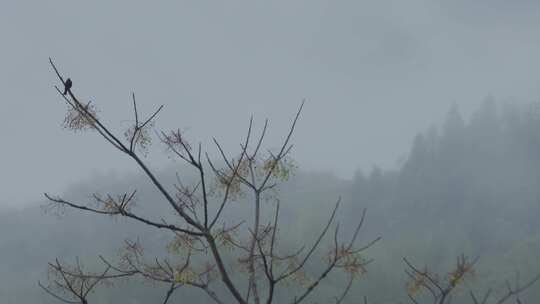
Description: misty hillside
1,100,540,303
343,99,540,301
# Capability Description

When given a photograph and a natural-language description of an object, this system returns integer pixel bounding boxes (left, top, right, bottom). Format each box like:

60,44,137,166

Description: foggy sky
2,0,540,207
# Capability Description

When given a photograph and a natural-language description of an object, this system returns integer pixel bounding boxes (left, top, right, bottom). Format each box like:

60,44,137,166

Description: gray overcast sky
2,0,540,207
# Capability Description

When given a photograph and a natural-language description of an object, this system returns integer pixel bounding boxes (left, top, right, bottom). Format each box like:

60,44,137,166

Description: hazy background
2,1,540,303
2,99,540,302
2,0,540,207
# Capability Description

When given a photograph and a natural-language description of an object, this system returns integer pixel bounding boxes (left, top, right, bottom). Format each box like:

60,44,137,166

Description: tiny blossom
163,129,192,155
124,122,154,156
167,234,198,254
174,268,196,284
260,156,297,182
216,229,236,251
62,102,99,132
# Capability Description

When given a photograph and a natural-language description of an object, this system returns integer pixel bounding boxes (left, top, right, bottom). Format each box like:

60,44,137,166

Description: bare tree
41,59,539,304
41,59,380,304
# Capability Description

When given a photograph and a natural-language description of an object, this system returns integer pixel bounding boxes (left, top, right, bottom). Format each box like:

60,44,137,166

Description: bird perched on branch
63,78,72,95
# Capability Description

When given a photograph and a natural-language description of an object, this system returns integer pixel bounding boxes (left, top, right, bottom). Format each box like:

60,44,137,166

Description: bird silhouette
63,78,72,95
